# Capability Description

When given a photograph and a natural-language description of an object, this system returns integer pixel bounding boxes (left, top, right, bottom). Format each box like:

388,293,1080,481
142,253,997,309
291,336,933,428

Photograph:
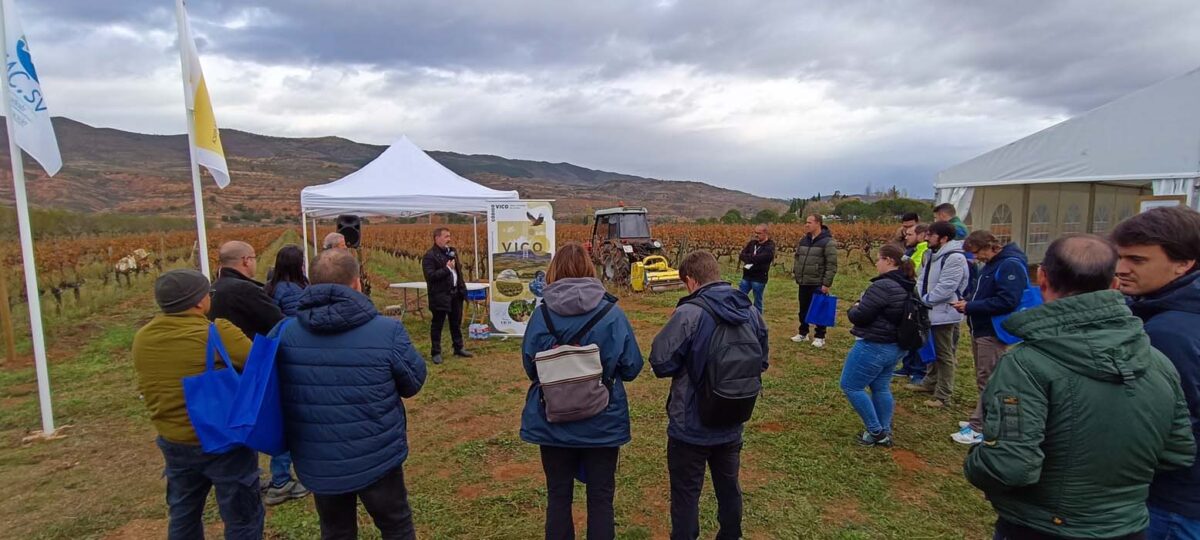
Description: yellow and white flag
175,0,229,188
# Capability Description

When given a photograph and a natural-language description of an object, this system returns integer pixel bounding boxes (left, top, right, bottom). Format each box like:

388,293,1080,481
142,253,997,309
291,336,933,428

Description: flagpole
175,0,211,279
0,0,55,436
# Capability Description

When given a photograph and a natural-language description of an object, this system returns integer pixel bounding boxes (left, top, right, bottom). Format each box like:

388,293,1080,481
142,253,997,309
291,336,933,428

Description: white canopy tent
937,66,1200,218
299,135,519,276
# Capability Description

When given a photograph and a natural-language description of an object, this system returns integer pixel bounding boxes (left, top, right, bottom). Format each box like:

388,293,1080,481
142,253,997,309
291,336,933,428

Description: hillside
0,118,786,222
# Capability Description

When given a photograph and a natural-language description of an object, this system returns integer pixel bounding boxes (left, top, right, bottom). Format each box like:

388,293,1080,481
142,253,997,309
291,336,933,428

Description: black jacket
209,267,284,339
422,245,466,313
739,239,776,283
848,270,915,343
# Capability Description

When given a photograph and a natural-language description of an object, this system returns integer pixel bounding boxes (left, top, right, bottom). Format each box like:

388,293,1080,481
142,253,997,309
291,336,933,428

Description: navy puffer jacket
849,270,915,343
275,284,427,495
270,281,305,317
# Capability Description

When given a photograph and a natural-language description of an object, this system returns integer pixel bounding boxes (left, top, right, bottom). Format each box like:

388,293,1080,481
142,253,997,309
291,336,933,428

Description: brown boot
923,399,946,409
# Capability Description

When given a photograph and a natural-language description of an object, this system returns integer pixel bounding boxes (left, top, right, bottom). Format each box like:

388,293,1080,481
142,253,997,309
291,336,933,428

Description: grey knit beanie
155,269,211,314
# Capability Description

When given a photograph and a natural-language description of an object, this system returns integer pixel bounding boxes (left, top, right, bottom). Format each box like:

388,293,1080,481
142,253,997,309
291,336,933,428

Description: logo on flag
2,0,60,176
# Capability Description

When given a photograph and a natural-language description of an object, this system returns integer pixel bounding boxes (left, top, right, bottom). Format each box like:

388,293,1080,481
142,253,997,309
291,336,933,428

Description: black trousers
796,284,828,338
430,295,464,356
540,446,620,540
994,519,1146,540
312,466,415,540
667,438,743,540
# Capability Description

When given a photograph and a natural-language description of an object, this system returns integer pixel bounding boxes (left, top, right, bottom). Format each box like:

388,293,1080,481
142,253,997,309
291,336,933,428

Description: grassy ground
0,240,995,539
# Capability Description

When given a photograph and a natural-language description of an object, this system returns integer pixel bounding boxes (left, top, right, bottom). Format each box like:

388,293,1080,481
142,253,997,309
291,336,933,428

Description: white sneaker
791,334,809,343
812,338,826,348
951,426,983,445
958,421,970,429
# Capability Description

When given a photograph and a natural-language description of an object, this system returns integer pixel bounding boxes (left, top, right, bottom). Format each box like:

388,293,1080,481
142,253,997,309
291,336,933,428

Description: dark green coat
964,290,1195,538
792,226,837,287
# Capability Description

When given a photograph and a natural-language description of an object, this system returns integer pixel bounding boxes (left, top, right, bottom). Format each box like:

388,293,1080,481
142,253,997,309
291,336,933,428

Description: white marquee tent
299,135,519,273
934,66,1200,260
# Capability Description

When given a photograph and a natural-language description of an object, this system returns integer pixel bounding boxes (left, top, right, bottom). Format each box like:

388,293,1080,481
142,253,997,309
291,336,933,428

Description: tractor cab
591,207,654,243
585,206,682,291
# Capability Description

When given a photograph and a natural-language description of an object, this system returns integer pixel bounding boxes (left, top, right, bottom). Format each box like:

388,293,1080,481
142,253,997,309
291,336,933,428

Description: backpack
685,298,765,428
896,288,932,351
533,301,616,423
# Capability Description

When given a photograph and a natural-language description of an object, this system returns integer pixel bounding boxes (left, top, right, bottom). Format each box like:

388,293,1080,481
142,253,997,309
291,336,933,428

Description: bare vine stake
0,264,15,365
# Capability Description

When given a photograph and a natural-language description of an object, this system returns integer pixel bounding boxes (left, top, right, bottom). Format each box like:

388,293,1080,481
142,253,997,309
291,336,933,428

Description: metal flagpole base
22,424,71,444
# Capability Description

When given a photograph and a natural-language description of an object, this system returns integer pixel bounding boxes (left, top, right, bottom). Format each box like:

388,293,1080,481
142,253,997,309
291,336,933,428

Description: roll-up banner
488,200,555,336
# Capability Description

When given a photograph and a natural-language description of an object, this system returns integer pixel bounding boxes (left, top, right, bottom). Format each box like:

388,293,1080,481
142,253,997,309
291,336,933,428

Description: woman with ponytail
841,243,917,447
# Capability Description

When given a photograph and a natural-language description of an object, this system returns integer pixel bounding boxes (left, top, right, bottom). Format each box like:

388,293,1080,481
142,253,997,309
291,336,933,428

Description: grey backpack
533,301,616,423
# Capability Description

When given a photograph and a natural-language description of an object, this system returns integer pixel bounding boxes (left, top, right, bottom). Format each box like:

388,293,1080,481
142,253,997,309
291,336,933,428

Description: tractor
584,206,685,292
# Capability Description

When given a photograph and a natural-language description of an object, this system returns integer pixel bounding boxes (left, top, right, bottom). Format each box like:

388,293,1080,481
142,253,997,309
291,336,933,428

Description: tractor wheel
598,243,631,285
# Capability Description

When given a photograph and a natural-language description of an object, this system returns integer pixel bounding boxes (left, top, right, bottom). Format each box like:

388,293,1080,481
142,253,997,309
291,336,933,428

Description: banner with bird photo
488,200,555,335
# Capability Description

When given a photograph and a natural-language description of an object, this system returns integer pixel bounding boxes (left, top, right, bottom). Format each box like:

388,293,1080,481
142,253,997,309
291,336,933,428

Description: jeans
738,279,766,313
156,438,264,540
968,336,1008,431
540,446,620,540
269,452,294,488
922,323,960,403
797,285,827,338
312,466,415,540
430,295,464,356
667,437,743,540
840,340,902,435
994,518,1147,539
1149,504,1200,540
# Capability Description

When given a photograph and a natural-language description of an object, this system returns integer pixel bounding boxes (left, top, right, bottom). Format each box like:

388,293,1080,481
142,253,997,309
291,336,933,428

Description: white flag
175,0,229,188
2,0,61,177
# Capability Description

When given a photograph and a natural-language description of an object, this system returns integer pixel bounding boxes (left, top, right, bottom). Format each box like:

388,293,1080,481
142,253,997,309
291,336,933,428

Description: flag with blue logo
2,0,61,176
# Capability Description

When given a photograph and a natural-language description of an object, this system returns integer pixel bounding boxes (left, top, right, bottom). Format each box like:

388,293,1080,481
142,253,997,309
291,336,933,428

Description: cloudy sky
24,0,1200,198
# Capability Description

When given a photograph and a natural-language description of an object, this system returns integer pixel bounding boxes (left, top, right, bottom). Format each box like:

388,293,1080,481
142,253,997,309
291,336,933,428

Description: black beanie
155,269,211,314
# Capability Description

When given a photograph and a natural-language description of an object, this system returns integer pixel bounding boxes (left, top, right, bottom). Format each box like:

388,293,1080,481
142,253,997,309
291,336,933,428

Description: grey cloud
29,0,1200,199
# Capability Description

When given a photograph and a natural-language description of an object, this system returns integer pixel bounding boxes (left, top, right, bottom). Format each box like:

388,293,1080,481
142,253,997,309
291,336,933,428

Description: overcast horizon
24,0,1200,199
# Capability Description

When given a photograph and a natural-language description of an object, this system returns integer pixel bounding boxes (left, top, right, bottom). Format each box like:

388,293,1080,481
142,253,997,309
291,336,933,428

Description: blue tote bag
227,320,292,456
918,333,937,364
182,324,243,454
805,292,838,328
990,264,1043,345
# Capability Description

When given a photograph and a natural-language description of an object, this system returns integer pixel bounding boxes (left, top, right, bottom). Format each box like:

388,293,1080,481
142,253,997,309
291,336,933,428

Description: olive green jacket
964,290,1195,538
132,313,252,445
792,226,838,287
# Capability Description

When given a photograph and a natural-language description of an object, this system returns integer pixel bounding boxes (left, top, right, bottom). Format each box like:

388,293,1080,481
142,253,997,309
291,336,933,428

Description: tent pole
301,211,309,275
312,217,319,254
473,214,479,281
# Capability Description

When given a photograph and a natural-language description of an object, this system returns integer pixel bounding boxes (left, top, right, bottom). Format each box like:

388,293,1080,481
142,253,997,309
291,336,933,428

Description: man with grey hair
275,248,427,539
323,232,347,251
964,234,1195,540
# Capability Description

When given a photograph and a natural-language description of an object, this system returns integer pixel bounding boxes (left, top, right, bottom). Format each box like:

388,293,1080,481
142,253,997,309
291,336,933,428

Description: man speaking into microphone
423,227,472,365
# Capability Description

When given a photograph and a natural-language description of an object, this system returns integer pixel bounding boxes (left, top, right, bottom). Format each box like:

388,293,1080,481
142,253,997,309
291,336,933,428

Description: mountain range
0,118,787,223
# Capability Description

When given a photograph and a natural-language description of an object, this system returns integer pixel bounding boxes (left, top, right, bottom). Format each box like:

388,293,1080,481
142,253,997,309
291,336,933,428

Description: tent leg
312,217,319,254
473,214,479,281
301,212,309,275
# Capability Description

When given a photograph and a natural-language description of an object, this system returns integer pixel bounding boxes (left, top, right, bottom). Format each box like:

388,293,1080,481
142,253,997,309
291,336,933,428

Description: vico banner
487,200,555,336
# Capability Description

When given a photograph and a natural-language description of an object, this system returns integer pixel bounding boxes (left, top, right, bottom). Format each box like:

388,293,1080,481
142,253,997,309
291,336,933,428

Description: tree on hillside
751,209,779,224
721,209,745,224
870,197,933,222
833,200,875,222
780,212,798,224
788,198,809,218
